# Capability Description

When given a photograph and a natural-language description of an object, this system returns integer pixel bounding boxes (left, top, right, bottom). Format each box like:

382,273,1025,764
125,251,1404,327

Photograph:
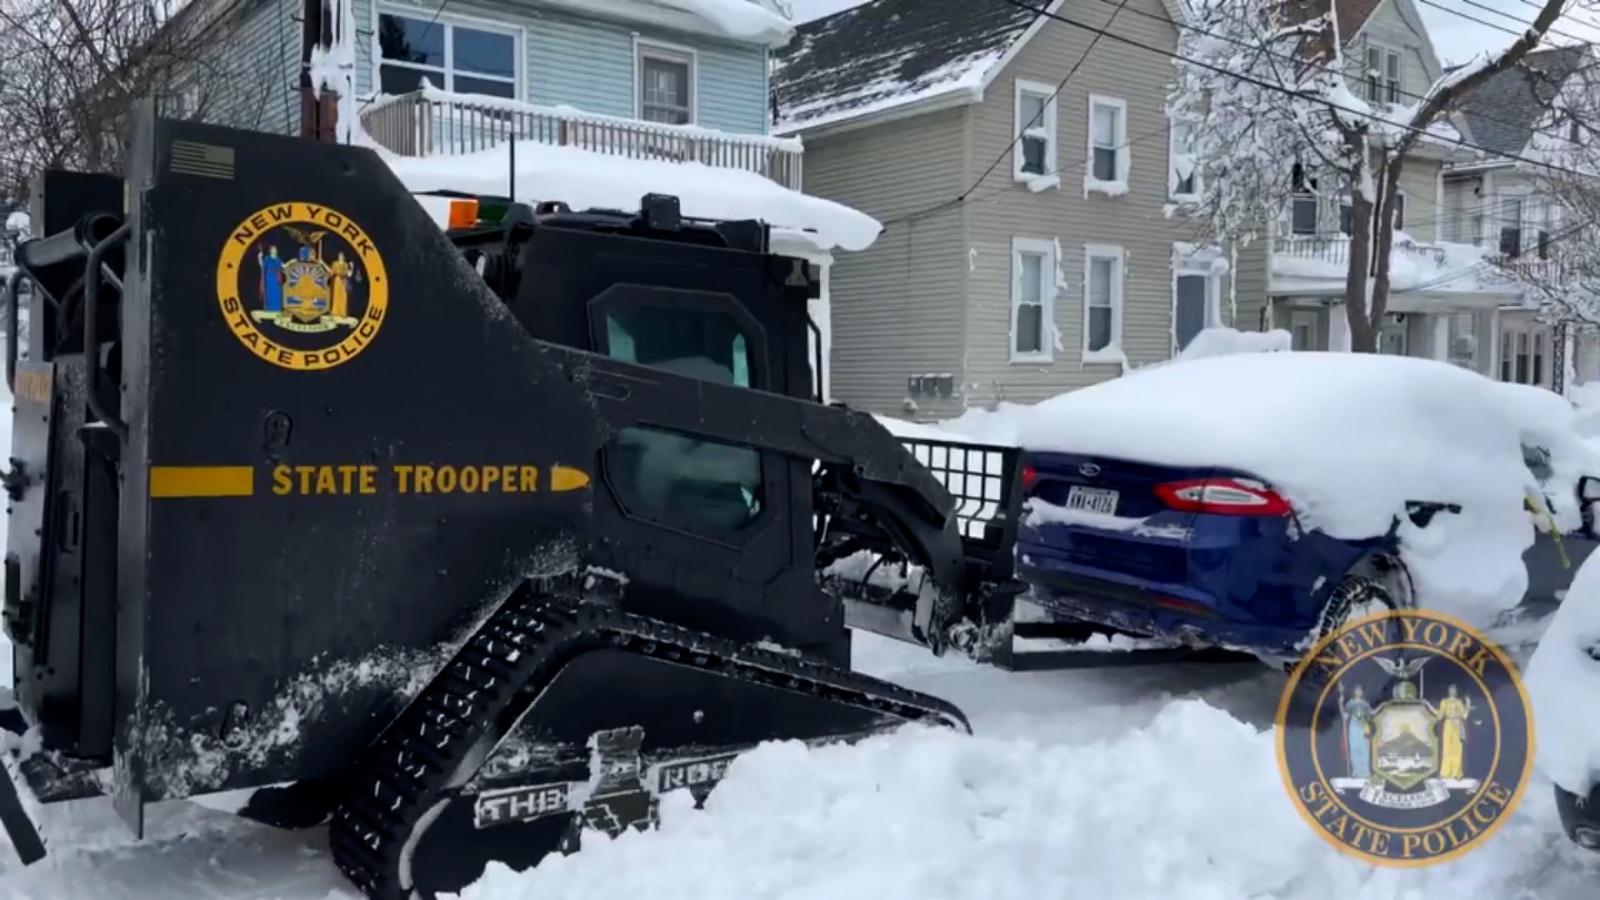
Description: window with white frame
637,42,695,125
1169,119,1201,199
1365,44,1401,104
1499,196,1524,258
1290,163,1318,235
1010,238,1056,362
1014,80,1058,180
1393,192,1406,231
1083,244,1124,358
378,10,517,98
1087,96,1128,191
1500,322,1549,386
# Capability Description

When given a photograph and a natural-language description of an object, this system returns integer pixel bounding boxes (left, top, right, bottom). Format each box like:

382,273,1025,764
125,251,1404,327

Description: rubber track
328,591,969,899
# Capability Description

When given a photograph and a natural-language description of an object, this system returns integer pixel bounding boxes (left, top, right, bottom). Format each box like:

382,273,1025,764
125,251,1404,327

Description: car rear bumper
1018,547,1309,655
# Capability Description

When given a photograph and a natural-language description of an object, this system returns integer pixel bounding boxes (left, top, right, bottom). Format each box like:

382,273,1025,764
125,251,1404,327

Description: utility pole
299,0,338,142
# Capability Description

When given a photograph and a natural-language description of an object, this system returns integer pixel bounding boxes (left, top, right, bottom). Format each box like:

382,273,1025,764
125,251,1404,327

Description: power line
1083,0,1585,150
882,120,1174,228
1416,0,1595,46
1001,0,1597,180
885,0,1135,229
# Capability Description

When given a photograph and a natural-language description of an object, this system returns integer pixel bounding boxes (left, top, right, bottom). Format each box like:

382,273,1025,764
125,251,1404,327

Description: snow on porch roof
374,139,883,253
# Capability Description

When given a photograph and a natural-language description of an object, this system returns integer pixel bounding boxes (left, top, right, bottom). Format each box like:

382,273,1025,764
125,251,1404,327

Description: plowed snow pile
462,695,1595,900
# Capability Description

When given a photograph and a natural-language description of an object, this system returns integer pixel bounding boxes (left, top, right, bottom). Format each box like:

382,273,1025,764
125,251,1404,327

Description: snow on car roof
913,352,1600,624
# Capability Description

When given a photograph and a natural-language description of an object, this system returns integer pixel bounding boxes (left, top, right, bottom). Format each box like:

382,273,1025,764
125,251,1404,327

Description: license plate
1065,486,1119,515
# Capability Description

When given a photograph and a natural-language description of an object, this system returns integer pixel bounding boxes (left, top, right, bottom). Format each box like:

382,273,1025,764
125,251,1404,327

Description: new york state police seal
1276,609,1533,866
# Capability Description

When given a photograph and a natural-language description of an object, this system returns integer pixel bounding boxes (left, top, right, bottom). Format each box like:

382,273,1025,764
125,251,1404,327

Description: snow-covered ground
3,359,1599,897
4,630,1598,898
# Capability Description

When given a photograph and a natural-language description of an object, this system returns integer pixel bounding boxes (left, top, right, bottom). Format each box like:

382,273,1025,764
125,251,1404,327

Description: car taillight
1021,464,1040,494
1155,478,1291,516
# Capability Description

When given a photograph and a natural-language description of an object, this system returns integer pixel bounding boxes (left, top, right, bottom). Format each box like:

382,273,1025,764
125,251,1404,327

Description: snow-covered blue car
954,352,1599,664
1015,451,1423,660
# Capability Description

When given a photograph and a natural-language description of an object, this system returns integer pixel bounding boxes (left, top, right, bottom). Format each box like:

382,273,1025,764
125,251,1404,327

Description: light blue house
186,0,800,188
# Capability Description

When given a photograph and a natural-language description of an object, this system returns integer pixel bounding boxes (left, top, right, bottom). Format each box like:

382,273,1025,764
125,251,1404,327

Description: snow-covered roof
371,138,880,253
771,0,1048,135
1455,45,1590,160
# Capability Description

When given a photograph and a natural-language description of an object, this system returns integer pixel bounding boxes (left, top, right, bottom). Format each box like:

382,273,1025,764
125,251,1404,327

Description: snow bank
460,701,1331,900
458,694,1596,899
908,354,1599,623
1176,327,1292,361
1526,551,1600,796
379,138,880,253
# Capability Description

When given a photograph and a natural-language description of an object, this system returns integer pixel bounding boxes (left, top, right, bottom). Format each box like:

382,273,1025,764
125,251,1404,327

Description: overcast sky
788,0,1600,67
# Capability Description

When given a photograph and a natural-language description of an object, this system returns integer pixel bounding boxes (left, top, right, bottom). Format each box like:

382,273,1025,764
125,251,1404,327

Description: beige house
1240,0,1531,366
1442,45,1598,393
773,0,1228,420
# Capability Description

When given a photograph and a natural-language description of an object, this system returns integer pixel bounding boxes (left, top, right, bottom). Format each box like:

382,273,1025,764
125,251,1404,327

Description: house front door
1175,274,1209,351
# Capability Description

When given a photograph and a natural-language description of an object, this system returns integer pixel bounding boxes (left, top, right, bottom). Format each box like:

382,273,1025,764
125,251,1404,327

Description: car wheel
1313,556,1415,641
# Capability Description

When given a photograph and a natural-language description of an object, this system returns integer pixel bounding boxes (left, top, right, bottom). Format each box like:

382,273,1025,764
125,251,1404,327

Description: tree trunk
1343,154,1377,352
1368,158,1406,343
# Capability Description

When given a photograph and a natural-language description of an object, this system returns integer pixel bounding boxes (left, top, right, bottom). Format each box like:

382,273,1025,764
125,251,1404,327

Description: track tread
328,590,967,899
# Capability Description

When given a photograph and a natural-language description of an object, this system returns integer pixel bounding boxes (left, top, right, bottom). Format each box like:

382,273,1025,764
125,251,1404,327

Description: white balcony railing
361,88,804,191
1275,234,1448,268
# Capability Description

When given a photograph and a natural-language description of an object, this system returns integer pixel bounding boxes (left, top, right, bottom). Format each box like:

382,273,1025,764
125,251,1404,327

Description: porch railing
1275,235,1448,268
361,89,804,191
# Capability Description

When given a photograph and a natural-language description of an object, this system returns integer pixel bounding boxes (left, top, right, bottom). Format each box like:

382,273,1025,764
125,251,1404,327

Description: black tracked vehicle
0,107,1034,896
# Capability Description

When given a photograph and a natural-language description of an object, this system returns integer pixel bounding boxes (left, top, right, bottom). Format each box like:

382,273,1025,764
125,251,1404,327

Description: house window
1011,238,1056,362
378,11,517,98
1500,324,1550,387
1500,197,1524,258
1393,193,1406,231
1170,120,1201,199
1339,202,1353,236
1087,95,1128,191
1365,44,1401,104
1290,163,1318,235
1291,196,1319,235
1084,244,1124,358
1537,203,1555,260
1015,80,1058,179
637,43,695,125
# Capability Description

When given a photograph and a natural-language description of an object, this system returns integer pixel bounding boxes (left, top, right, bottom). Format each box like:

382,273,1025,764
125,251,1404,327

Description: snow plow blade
820,436,1034,663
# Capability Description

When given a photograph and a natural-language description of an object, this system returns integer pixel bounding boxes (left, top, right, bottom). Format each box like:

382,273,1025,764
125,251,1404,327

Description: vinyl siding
959,0,1214,407
1233,240,1272,332
1442,173,1482,243
1396,156,1441,242
190,0,300,136
358,0,769,133
801,107,970,419
1350,1,1434,107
